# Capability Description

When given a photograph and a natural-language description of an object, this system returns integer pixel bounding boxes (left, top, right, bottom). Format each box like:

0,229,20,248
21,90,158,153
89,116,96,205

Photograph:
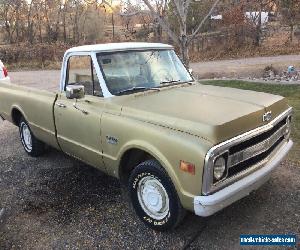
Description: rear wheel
19,117,46,157
128,159,185,231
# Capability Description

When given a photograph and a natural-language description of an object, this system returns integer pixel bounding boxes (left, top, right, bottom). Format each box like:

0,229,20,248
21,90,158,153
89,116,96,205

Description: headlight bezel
285,115,292,138
213,154,228,182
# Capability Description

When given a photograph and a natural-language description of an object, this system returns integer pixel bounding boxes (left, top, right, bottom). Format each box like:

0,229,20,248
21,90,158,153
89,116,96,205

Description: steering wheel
152,68,174,82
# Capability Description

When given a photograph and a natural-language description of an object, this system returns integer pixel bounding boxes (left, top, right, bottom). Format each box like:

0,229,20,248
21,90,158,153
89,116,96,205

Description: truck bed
0,82,59,149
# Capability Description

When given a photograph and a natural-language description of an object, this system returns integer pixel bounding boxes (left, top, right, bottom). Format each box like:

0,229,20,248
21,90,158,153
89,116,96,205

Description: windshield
97,49,193,95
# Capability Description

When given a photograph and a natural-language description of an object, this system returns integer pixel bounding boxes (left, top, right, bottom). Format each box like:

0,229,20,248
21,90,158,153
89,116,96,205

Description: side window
67,55,103,97
92,63,102,97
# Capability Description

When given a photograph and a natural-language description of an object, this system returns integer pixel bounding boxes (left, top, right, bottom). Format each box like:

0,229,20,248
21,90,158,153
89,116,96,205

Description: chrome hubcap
21,123,32,151
137,176,169,220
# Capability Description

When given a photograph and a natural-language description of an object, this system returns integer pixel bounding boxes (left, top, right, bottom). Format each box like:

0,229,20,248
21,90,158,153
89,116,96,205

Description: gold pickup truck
0,43,293,231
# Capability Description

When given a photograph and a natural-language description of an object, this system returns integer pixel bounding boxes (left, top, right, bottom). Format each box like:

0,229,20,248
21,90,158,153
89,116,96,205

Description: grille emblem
263,111,272,122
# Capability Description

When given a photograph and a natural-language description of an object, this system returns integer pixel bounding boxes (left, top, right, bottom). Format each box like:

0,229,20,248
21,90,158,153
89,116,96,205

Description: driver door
54,55,106,171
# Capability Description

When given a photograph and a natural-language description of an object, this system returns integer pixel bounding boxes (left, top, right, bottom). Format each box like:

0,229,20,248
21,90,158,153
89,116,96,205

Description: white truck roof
66,42,173,53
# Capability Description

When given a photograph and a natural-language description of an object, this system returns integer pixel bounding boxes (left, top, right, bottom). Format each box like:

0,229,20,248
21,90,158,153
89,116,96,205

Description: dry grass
7,60,62,71
190,43,300,62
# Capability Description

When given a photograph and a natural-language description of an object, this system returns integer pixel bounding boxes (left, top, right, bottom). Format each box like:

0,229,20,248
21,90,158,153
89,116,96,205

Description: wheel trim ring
137,175,170,221
20,122,32,152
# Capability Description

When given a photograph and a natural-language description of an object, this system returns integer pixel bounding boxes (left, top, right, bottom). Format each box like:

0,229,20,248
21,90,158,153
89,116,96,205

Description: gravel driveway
0,120,299,249
190,54,300,79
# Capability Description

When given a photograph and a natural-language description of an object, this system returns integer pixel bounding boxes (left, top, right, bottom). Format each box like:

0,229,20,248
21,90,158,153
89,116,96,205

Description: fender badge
263,111,272,122
106,135,118,145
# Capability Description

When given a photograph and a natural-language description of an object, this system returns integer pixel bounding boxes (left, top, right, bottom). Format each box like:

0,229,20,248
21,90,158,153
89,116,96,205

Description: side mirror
66,85,85,99
188,68,193,74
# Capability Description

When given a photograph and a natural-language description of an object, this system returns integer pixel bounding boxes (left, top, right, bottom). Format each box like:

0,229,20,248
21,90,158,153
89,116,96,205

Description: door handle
56,103,66,108
73,103,89,115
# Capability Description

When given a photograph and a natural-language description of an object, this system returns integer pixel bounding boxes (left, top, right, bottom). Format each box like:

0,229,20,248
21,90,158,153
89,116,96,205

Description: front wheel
128,160,185,231
19,117,46,157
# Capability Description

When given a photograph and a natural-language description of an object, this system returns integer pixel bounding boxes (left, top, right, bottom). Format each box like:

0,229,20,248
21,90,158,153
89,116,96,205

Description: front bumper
194,140,293,217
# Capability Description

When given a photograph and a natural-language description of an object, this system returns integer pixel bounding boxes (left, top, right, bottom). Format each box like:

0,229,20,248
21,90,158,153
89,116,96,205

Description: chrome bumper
194,140,293,217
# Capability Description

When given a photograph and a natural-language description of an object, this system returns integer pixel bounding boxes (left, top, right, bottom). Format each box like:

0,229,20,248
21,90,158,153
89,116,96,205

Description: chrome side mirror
66,85,85,99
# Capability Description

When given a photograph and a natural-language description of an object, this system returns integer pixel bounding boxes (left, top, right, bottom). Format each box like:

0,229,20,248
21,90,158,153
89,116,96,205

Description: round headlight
214,156,226,181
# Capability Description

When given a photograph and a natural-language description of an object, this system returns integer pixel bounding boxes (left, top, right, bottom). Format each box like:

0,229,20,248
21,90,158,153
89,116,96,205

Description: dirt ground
190,54,300,79
9,70,61,91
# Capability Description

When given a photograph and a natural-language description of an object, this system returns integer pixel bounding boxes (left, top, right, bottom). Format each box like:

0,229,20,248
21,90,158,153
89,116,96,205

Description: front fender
117,139,181,191
101,113,212,211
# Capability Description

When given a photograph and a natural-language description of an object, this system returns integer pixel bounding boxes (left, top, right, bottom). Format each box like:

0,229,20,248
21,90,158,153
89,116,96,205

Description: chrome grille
227,120,287,168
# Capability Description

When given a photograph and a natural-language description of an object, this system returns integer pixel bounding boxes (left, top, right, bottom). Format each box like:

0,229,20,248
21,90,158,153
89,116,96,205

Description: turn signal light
180,161,195,175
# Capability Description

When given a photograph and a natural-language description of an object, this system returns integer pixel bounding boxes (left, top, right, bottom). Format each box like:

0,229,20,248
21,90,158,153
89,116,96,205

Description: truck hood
118,84,288,144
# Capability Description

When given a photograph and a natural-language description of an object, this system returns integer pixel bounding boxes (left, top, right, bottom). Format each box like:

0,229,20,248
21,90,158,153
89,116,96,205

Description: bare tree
0,0,15,43
0,0,27,43
242,0,277,46
138,0,221,65
280,0,300,42
152,0,168,42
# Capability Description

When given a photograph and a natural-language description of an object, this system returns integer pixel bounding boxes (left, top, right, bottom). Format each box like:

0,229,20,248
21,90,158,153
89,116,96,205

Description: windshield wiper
160,80,181,85
115,86,160,96
160,80,194,86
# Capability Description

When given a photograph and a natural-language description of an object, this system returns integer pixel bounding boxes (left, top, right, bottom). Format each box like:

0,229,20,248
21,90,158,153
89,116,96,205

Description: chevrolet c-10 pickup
0,43,293,231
